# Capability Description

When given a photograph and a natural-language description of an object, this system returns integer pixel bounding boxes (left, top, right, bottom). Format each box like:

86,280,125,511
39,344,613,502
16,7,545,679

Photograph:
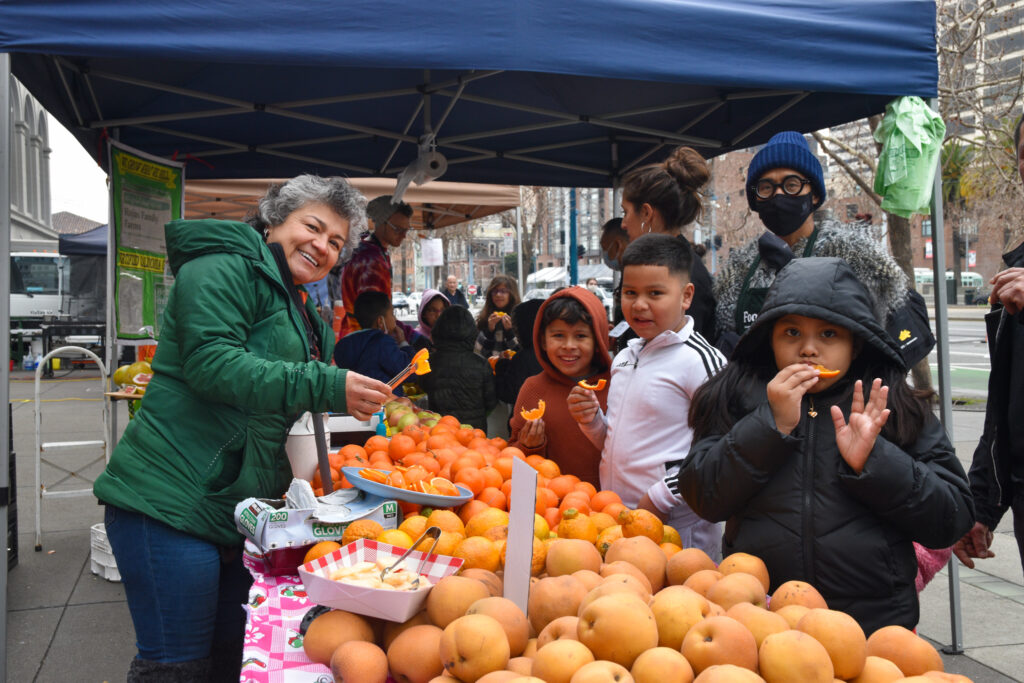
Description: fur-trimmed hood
714,219,908,337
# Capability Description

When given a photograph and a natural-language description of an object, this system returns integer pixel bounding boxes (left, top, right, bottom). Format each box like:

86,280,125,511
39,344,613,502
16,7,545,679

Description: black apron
733,229,818,335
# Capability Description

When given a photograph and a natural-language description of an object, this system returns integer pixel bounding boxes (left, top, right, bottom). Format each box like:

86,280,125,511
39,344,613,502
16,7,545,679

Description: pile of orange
307,412,684,562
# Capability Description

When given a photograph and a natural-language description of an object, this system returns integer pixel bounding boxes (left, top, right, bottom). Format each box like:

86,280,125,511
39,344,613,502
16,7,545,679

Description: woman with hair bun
618,146,718,344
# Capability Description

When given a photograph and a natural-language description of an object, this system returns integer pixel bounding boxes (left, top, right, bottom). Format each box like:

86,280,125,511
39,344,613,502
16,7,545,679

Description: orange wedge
577,378,607,391
431,478,460,496
814,364,841,378
521,399,546,421
488,356,499,372
412,348,432,375
359,468,388,484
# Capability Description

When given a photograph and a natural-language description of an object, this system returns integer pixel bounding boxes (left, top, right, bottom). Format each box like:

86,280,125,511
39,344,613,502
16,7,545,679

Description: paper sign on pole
420,238,444,267
503,458,538,615
108,141,184,340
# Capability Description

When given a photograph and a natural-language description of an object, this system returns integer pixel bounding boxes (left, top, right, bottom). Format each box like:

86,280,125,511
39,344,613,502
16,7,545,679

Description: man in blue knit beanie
745,131,827,238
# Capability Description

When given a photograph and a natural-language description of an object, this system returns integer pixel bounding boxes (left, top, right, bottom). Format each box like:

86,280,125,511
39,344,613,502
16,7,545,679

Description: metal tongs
379,525,441,590
387,348,432,389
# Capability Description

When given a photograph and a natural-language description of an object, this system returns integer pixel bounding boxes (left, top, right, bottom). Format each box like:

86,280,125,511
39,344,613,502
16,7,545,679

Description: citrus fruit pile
302,537,960,682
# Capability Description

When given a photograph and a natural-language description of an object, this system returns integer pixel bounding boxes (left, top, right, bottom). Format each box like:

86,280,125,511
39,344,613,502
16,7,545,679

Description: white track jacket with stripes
580,317,726,512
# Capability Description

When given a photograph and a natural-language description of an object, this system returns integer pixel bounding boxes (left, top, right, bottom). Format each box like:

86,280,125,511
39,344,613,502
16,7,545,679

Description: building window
921,219,931,237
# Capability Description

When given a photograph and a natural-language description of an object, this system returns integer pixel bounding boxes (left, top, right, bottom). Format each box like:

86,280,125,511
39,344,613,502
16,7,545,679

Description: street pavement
5,363,1024,682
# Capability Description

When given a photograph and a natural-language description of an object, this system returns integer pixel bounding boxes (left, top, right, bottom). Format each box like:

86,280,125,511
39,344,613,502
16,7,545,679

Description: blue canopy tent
0,1,960,676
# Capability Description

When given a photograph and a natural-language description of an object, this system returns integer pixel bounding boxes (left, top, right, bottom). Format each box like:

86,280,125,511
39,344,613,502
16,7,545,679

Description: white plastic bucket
285,412,330,481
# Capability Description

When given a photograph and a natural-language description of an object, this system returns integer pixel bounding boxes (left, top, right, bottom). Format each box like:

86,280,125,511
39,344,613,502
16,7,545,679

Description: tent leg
1,50,14,683
515,202,523,286
927,98,964,655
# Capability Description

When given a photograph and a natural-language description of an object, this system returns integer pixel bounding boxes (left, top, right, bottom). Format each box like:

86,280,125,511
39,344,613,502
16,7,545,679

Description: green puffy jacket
94,219,348,547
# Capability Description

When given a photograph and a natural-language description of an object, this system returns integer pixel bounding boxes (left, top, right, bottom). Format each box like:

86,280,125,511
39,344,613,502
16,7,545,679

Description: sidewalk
5,370,1023,682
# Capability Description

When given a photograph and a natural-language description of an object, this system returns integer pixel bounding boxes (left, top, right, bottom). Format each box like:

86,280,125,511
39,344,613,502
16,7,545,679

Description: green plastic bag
873,96,946,218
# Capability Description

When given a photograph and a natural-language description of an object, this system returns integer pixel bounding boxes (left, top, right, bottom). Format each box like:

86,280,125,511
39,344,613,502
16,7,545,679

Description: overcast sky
48,113,109,224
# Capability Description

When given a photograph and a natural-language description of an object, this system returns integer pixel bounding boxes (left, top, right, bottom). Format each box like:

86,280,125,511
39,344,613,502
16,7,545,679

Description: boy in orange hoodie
508,287,612,486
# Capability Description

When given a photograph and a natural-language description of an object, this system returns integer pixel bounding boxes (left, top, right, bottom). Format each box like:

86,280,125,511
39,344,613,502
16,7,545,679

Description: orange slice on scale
814,364,840,378
577,378,607,391
520,400,546,421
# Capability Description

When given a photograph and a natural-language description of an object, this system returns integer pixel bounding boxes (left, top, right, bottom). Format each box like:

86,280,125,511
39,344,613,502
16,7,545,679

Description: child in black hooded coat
420,306,497,430
677,257,974,636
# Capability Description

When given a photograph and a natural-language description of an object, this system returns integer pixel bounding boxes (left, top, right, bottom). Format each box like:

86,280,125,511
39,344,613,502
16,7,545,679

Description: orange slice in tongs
813,364,841,378
520,399,546,421
387,349,432,389
577,378,607,391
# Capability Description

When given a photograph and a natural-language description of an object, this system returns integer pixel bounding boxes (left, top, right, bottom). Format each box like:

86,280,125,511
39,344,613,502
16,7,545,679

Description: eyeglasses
386,220,411,234
753,175,812,200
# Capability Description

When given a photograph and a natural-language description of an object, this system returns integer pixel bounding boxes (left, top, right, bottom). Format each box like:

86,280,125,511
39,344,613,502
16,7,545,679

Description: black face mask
755,193,815,237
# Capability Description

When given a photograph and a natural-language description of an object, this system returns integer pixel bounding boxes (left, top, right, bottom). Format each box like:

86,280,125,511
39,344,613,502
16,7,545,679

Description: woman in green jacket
93,175,392,682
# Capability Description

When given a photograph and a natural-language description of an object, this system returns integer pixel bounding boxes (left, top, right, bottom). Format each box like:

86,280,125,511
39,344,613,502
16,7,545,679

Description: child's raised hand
567,385,600,425
831,378,890,474
766,363,820,435
519,418,546,448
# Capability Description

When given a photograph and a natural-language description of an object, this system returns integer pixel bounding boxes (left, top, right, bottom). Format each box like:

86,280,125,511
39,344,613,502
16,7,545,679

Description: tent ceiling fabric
185,178,520,228
0,0,937,187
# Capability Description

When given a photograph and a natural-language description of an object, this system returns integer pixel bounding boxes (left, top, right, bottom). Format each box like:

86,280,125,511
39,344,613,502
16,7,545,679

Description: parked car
392,291,410,313
406,290,423,309
523,288,555,302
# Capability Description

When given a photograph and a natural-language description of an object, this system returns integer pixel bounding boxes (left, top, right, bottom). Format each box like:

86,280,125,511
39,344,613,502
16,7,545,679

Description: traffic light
576,245,586,260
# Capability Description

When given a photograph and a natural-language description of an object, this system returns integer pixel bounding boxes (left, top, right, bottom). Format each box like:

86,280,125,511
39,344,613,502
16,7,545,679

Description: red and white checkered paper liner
297,539,463,622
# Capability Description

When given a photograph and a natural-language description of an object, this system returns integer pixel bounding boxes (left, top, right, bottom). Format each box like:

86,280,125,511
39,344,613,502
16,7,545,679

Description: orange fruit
404,464,430,485
590,490,623,513
589,511,617,534
417,456,441,476
433,530,463,556
814,364,841,378
577,378,607,391
402,424,428,443
455,467,485,496
618,508,664,544
339,444,368,462
493,456,515,481
454,428,475,446
544,506,562,529
662,525,683,546
465,508,510,538
490,437,508,450
499,446,526,461
536,459,562,480
439,415,461,429
525,454,546,471
499,535,547,576
426,434,456,450
458,499,490,525
427,509,466,536
398,500,421,516
559,492,591,516
500,479,513,501
547,475,577,501
453,536,501,572
557,508,599,543
341,519,383,546
364,435,389,454
468,437,493,452
398,515,429,540
660,542,683,558
477,486,507,511
377,529,414,549
535,487,559,514
478,466,503,490
401,451,425,467
368,449,392,465
302,541,341,565
388,434,417,461
602,502,627,521
573,481,597,500
596,524,624,556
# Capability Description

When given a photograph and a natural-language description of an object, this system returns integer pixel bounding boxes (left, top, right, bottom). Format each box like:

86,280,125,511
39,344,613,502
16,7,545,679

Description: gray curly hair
246,175,367,264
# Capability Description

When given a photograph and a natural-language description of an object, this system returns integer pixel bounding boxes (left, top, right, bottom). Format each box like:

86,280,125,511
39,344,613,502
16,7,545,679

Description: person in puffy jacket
93,176,393,682
678,257,974,636
421,305,497,430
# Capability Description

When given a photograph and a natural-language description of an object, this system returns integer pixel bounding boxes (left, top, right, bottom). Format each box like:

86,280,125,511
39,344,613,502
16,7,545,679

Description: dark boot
126,656,211,682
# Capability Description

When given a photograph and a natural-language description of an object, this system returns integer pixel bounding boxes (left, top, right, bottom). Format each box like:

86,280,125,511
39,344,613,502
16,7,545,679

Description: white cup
285,412,330,481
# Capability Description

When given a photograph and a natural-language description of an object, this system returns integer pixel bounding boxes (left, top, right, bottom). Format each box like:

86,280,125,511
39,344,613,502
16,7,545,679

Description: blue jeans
104,505,252,664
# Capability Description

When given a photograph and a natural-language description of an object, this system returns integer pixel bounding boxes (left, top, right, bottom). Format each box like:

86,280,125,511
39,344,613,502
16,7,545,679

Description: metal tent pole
515,199,523,287
927,98,963,655
1,51,13,683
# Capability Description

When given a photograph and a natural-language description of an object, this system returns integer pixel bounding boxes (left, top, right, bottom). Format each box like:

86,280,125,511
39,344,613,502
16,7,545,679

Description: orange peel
813,364,841,378
520,399,546,421
577,378,607,391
